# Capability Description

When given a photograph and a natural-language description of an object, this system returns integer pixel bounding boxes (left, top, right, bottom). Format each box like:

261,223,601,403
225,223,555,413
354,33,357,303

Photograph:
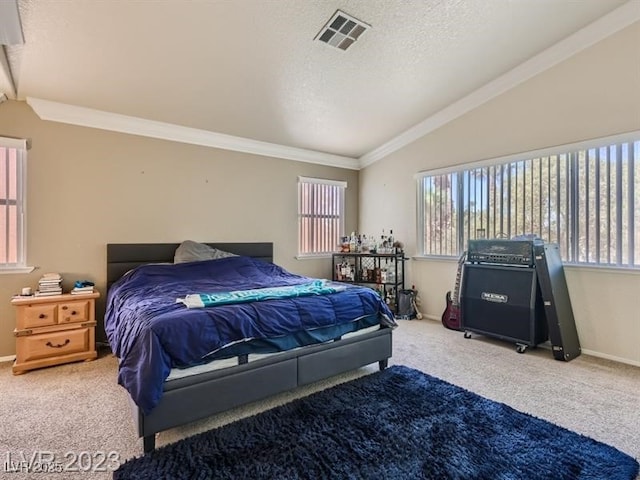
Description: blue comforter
105,256,396,414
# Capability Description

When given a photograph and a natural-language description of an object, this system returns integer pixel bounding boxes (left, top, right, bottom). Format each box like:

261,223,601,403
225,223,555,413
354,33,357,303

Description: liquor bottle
387,267,395,284
380,229,387,253
387,288,396,311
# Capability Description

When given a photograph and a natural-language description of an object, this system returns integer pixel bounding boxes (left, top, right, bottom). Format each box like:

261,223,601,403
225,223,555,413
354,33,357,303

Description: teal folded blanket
177,280,346,309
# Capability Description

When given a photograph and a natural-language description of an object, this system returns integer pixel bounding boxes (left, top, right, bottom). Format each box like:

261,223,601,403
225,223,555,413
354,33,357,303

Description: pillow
174,240,237,264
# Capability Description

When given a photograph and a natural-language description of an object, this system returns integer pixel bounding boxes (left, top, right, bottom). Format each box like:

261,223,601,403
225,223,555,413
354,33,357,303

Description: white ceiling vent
315,10,369,51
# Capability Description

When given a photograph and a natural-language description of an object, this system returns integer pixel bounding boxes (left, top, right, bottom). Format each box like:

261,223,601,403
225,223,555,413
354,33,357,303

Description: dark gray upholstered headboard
106,242,273,292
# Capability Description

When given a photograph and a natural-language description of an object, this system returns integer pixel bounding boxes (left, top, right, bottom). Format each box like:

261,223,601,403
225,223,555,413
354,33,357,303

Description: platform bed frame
106,243,393,453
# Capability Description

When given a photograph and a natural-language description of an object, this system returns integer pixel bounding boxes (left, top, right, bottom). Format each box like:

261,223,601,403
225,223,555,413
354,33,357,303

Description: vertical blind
0,136,27,267
418,136,639,268
298,177,346,255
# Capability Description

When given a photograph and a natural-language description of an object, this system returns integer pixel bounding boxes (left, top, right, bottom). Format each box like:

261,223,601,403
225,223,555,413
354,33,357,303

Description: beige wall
360,22,640,365
0,102,359,355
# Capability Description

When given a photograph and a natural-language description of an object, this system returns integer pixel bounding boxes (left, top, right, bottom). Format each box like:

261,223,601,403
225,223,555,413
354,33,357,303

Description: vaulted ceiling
1,0,638,168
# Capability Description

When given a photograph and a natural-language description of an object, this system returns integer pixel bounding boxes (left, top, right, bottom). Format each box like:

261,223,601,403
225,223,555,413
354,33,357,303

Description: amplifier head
467,239,540,266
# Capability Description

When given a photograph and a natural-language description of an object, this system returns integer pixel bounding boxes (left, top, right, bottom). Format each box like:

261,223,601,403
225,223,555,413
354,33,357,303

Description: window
298,177,346,256
0,136,28,271
417,133,640,268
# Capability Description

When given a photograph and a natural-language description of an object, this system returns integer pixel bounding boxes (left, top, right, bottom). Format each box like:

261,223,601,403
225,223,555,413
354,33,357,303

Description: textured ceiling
1,0,637,166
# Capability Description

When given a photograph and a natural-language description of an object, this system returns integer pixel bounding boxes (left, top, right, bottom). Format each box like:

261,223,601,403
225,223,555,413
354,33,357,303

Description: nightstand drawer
58,300,90,324
21,304,58,328
17,328,91,362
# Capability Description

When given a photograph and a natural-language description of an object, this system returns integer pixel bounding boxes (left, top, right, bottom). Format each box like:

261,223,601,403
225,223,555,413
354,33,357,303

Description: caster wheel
516,344,527,354
463,331,472,339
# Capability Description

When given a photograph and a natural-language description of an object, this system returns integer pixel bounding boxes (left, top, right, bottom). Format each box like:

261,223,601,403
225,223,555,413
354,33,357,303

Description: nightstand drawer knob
71,311,77,315
39,314,47,319
62,306,68,310
46,339,70,349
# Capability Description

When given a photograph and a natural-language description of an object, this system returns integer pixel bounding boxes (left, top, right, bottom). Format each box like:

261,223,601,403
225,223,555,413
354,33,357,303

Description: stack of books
71,282,95,295
35,273,63,297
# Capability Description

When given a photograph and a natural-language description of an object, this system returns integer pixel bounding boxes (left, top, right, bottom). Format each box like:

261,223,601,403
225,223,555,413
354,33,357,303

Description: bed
105,242,396,453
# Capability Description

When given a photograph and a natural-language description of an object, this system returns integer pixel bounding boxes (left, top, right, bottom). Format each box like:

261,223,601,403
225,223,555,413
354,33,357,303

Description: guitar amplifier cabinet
460,264,548,351
533,243,581,361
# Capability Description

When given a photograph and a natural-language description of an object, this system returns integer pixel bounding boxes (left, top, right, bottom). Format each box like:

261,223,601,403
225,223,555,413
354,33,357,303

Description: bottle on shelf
385,286,395,308
387,268,396,284
380,229,388,253
361,234,369,253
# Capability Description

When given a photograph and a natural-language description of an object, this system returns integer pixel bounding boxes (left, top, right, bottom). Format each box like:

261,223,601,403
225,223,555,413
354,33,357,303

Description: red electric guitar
441,252,466,331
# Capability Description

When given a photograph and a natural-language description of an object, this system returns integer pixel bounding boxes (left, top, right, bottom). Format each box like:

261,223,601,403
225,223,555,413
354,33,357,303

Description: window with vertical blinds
0,136,27,270
417,133,640,268
298,177,346,256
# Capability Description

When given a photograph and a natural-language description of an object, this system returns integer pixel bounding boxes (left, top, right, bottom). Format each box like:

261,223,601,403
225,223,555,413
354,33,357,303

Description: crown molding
358,1,640,168
26,97,360,170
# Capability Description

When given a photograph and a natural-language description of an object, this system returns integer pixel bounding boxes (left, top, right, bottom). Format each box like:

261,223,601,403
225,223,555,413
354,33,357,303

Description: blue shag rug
114,365,639,480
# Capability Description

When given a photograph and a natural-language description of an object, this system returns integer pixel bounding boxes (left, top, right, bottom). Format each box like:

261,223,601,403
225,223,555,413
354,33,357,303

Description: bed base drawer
297,330,392,386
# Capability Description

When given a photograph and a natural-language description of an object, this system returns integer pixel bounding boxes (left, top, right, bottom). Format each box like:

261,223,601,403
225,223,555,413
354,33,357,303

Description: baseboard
0,355,16,363
421,315,639,367
580,349,640,368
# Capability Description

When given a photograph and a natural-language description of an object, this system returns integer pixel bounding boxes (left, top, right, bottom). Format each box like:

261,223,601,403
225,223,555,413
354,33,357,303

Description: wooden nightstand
11,292,99,374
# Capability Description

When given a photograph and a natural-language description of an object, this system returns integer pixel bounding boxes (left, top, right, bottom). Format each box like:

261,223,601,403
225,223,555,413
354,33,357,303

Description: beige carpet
1,319,638,479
